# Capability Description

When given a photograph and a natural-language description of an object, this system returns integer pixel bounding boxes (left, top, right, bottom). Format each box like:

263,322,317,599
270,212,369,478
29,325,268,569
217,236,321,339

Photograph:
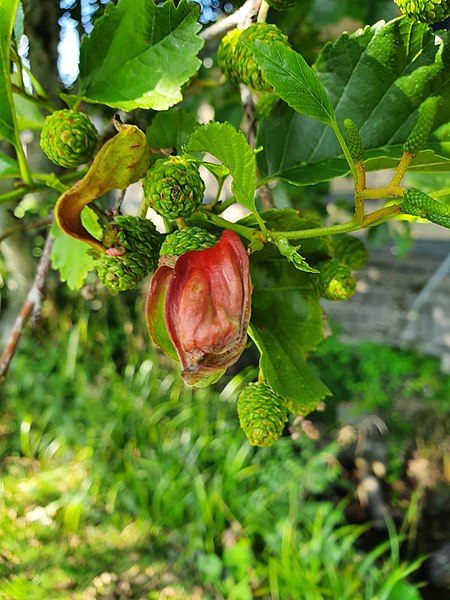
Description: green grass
0,294,426,598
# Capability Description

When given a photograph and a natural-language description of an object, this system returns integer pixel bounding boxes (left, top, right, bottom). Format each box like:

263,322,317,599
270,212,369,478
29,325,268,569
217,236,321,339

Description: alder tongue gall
146,230,252,387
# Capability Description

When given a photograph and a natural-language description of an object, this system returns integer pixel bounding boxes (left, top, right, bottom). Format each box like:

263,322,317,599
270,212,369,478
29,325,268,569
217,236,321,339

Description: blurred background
0,1,449,598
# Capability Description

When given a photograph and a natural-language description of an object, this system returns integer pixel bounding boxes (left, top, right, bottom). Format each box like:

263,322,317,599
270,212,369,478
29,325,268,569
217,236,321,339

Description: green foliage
74,0,204,110
0,309,425,597
0,151,19,177
273,236,319,273
187,121,259,219
257,18,450,184
146,110,198,153
249,258,330,414
0,0,19,146
50,207,103,290
311,332,450,418
248,38,336,125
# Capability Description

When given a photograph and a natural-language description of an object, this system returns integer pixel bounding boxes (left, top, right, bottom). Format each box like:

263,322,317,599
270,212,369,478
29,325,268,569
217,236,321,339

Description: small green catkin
343,118,364,162
237,382,288,447
403,97,440,155
401,188,449,217
427,213,450,229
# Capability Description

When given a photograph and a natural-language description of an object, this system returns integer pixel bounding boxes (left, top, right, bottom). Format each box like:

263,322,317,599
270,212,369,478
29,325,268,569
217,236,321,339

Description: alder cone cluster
217,23,290,91
40,109,98,168
395,0,450,23
142,156,205,219
159,227,218,258
95,216,163,291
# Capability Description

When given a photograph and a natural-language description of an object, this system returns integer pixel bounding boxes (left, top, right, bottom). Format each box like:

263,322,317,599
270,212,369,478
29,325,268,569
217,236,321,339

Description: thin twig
0,214,54,244
258,184,274,210
201,0,261,41
0,231,54,381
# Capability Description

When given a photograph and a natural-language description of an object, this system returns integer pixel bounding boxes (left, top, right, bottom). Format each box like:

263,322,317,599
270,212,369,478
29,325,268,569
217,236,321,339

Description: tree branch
201,0,261,41
0,231,54,381
0,214,54,244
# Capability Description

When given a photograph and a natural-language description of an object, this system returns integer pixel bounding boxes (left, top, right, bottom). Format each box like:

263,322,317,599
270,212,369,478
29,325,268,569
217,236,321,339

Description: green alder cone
265,0,298,10
394,0,450,23
237,382,288,447
404,97,439,155
333,235,369,270
217,27,242,87
160,227,218,257
343,118,364,162
316,259,357,301
95,216,163,291
218,23,290,91
401,188,449,218
142,156,205,219
40,109,98,168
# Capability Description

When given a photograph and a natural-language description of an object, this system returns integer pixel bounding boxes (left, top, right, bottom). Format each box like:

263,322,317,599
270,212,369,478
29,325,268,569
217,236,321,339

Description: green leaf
51,207,102,290
13,92,45,130
249,258,330,415
13,1,24,41
258,18,450,184
386,581,422,600
146,110,198,152
249,40,335,126
187,121,257,215
273,237,319,273
0,151,19,177
0,0,20,146
73,0,203,111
